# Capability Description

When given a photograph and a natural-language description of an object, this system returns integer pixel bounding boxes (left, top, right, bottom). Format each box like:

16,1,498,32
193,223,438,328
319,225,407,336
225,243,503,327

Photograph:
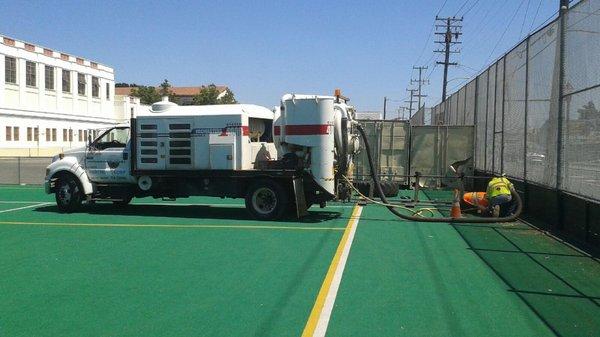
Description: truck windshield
93,127,130,151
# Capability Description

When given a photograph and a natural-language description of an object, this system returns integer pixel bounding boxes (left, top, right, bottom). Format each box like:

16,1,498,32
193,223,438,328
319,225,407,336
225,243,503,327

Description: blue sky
1,0,559,114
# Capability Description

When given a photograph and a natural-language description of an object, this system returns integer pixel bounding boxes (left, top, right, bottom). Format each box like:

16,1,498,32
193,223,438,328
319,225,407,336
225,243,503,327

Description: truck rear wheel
245,179,288,220
55,175,83,213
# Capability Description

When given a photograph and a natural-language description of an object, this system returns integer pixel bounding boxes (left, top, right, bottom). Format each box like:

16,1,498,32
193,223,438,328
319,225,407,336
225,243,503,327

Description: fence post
555,1,569,230
473,76,479,173
17,157,21,185
492,62,498,174
524,37,530,184
501,56,506,174
523,36,530,211
556,0,568,191
484,71,490,173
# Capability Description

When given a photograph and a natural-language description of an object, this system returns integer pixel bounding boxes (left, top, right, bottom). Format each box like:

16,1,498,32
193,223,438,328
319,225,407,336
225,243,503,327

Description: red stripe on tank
285,124,330,135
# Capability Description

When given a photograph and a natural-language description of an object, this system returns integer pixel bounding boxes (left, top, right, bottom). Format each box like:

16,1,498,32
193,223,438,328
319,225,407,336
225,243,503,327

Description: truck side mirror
87,134,93,147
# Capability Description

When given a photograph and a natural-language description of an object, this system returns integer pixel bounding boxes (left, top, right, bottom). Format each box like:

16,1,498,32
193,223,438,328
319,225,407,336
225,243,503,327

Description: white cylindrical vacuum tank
281,95,335,195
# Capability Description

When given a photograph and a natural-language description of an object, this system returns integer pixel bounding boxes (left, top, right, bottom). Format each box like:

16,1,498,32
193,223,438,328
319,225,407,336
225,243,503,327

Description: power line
436,0,449,16
481,0,527,70
529,0,543,33
462,0,481,17
455,0,471,16
414,23,436,66
519,0,532,39
461,0,510,54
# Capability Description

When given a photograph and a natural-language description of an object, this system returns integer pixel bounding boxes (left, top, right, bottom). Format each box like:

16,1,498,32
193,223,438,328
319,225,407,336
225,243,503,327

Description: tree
129,79,178,105
130,86,161,105
158,79,178,103
115,82,137,87
192,84,237,105
218,88,237,104
577,101,598,120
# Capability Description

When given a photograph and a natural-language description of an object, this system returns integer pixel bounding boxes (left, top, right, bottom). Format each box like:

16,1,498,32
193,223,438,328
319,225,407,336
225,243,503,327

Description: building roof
115,85,228,97
1,34,113,73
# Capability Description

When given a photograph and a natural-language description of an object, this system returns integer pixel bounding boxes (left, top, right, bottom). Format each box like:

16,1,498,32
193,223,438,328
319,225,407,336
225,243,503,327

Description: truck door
85,127,133,183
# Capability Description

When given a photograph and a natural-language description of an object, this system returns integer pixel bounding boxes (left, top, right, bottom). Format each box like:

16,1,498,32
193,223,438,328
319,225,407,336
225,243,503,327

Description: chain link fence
0,157,52,185
427,0,600,202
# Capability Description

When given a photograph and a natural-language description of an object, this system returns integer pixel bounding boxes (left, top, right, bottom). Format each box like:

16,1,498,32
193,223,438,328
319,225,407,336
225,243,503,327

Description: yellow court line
301,203,362,337
0,220,344,231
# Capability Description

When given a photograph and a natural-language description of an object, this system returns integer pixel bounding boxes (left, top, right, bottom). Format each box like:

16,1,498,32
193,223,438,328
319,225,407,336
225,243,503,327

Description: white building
0,35,141,157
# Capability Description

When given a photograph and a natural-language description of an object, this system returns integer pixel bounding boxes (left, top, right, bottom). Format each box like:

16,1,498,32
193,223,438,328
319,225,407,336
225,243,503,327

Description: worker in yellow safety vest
486,174,516,217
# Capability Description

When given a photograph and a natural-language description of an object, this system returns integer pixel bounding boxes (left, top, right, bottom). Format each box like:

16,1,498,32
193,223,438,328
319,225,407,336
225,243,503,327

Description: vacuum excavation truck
44,93,359,220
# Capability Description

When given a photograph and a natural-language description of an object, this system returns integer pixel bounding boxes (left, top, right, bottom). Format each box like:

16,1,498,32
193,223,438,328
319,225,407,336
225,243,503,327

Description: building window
27,127,33,141
34,127,39,142
106,83,110,100
6,126,12,141
63,129,67,141
52,128,57,141
78,129,83,142
5,57,17,84
26,61,37,87
68,129,73,142
46,128,51,141
77,73,86,95
92,77,99,98
13,127,19,141
84,130,88,142
62,70,71,93
45,65,55,90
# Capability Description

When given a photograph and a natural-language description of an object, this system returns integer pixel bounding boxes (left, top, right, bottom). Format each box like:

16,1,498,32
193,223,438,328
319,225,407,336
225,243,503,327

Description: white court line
0,202,51,214
0,201,51,204
313,205,362,337
302,204,363,337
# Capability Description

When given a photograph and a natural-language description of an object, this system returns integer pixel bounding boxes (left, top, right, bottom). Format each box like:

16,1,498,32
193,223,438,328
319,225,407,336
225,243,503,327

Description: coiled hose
354,123,522,223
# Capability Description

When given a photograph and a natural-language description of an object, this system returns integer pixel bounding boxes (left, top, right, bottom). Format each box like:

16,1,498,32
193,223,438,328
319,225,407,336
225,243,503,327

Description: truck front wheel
245,180,288,220
55,175,83,213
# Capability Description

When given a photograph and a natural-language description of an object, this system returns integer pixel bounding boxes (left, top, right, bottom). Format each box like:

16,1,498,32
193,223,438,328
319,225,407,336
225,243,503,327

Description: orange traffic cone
450,189,462,219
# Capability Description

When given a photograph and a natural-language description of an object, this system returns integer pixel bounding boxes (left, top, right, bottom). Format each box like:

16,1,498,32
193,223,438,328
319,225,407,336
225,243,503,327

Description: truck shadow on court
33,204,342,223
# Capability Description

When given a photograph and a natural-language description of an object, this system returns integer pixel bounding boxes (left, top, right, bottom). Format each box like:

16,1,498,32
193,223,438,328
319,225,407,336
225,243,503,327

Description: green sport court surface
0,185,599,337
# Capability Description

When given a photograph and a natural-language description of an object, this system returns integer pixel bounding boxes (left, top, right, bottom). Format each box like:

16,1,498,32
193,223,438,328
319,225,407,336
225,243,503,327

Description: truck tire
245,179,288,220
55,175,83,213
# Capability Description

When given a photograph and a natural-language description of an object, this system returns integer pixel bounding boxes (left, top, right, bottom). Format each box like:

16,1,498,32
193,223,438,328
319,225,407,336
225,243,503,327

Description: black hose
355,123,522,223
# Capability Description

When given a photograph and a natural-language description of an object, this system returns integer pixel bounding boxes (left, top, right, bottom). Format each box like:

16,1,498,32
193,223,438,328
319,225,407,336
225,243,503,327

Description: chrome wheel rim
58,183,72,204
251,187,277,215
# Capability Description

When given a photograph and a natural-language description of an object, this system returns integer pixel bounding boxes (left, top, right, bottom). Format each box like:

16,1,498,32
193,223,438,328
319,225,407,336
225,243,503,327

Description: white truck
45,93,358,220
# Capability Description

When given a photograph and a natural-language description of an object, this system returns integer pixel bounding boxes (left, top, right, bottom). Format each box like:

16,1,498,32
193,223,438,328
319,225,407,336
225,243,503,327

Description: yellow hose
341,175,437,217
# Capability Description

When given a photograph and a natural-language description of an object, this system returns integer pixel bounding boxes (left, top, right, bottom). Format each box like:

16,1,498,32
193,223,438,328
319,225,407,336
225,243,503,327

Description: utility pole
405,88,418,118
435,16,463,102
383,96,388,119
411,66,429,110
397,107,408,120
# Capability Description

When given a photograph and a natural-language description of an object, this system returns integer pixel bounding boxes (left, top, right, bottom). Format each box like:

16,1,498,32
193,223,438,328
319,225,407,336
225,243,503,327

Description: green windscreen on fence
409,126,474,188
353,120,409,183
